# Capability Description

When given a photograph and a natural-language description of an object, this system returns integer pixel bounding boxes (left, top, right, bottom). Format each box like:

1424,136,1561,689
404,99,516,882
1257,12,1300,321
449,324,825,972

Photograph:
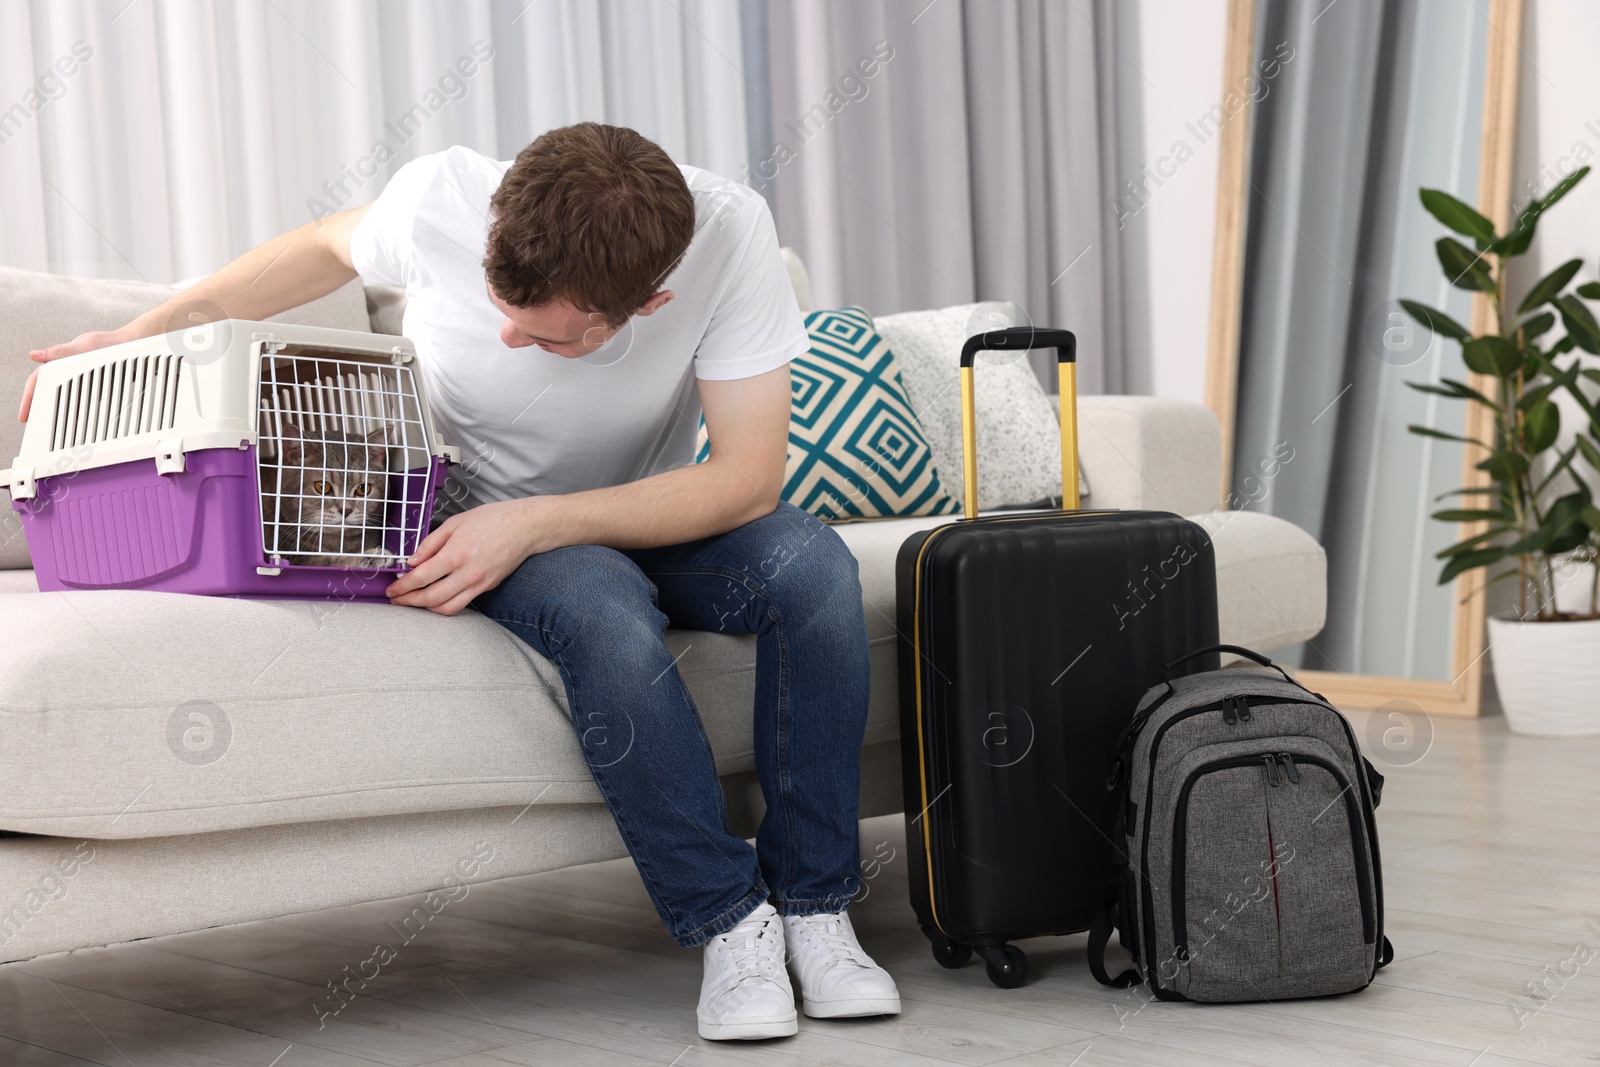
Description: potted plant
1404,165,1600,736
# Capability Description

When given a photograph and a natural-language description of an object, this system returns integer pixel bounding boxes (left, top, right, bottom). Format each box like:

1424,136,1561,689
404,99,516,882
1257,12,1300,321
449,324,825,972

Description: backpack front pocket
1170,756,1287,995
1265,754,1375,994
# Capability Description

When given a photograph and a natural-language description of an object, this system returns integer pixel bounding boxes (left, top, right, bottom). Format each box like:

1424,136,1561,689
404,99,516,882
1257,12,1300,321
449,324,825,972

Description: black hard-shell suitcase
895,327,1220,987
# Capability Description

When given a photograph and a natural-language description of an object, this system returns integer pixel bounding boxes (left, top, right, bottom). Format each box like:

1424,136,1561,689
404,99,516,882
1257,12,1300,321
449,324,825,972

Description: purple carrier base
12,445,448,601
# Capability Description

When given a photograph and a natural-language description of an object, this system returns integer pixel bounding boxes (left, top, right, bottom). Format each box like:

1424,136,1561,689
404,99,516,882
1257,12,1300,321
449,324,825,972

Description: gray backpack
1088,644,1393,1002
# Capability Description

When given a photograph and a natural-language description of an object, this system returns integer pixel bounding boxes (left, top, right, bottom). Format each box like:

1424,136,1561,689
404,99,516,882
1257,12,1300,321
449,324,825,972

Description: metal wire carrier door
257,351,432,570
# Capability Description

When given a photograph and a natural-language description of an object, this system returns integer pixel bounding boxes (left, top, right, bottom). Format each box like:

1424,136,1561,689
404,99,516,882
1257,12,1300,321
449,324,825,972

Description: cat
262,421,392,568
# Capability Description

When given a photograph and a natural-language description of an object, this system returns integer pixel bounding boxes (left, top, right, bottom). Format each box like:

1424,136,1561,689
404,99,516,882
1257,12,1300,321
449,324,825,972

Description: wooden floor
2,711,1598,1066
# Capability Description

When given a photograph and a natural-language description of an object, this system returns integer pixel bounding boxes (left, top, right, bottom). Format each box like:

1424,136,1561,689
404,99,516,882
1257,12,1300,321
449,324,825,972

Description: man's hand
386,497,564,615
384,363,792,614
18,329,130,421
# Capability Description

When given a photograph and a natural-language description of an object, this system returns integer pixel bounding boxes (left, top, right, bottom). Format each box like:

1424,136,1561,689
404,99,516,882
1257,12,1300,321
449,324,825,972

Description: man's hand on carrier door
385,496,559,615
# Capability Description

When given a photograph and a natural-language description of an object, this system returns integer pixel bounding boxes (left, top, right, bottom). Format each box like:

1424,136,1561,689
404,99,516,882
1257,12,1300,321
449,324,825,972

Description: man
19,122,898,1041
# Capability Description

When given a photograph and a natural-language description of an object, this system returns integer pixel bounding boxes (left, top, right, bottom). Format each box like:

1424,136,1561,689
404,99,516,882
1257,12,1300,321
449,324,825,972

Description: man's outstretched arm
16,206,371,421
386,363,792,616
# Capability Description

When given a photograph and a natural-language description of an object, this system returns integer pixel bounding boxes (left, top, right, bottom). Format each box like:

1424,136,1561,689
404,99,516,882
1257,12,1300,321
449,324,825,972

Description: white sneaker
697,902,798,1041
782,910,901,1018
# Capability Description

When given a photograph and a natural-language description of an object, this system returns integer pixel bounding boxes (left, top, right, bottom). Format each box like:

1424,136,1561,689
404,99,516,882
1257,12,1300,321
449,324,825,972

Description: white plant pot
1487,615,1600,737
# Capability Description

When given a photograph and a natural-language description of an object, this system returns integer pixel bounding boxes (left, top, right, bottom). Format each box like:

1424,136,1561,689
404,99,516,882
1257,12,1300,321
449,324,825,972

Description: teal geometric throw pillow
697,307,959,521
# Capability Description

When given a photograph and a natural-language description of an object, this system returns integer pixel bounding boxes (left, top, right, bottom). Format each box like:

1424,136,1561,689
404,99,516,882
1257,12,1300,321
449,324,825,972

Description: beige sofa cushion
0,506,1322,840
1195,507,1328,653
0,268,372,569
0,516,934,840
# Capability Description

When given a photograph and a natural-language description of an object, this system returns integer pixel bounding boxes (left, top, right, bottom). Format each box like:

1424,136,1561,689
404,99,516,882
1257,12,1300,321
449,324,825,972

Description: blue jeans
472,502,871,947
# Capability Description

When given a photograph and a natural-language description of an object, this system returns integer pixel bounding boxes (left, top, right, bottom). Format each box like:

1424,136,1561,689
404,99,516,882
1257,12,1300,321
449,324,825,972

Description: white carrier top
2,320,459,500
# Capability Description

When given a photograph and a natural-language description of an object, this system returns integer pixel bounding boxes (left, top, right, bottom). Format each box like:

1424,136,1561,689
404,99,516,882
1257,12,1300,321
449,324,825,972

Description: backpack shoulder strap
1087,900,1141,988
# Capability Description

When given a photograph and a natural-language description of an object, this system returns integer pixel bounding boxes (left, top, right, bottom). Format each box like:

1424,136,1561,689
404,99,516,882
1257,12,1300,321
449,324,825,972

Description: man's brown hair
484,123,696,327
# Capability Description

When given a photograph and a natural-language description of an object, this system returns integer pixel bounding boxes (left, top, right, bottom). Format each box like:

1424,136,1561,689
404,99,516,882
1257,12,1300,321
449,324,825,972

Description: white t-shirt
349,145,808,517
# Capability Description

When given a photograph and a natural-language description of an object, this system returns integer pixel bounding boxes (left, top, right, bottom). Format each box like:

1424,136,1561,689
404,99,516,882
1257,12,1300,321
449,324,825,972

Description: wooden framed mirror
1204,0,1525,715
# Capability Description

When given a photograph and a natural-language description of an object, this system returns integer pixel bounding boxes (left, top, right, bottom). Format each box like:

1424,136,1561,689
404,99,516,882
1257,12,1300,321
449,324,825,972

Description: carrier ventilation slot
49,353,183,453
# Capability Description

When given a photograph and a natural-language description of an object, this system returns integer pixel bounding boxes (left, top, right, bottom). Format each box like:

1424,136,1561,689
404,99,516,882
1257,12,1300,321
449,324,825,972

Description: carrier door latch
251,332,287,354
5,464,34,500
155,438,186,475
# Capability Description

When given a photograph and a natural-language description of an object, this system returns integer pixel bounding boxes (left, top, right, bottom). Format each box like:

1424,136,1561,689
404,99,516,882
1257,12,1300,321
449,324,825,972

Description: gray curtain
1234,0,1486,675
753,0,1123,394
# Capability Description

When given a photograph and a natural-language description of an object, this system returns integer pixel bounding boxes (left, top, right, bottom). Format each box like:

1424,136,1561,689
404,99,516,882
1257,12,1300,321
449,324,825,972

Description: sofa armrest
1076,396,1221,517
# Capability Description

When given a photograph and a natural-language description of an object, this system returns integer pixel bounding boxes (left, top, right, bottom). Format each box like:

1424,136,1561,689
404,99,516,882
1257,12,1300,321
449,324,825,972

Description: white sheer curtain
762,0,1124,393
0,0,751,283
1,0,1123,392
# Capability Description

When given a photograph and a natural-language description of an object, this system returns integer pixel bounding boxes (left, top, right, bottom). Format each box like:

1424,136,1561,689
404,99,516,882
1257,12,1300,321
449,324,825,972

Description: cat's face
273,423,390,550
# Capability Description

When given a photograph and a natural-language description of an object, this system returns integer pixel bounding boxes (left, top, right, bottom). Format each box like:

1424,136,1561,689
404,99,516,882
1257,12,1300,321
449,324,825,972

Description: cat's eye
312,481,333,495
353,484,370,497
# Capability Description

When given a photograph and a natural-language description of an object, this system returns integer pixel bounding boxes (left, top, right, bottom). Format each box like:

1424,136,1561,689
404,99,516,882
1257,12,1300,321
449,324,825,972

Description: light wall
1113,0,1228,403
1512,1,1600,325
1506,0,1600,620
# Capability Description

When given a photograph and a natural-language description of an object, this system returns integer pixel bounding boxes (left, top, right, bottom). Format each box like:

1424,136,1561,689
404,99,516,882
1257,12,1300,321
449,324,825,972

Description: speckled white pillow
873,302,1088,510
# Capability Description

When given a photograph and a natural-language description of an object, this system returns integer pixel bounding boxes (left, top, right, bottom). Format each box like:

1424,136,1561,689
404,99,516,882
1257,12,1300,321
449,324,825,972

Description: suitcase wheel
921,925,973,969
976,944,1029,989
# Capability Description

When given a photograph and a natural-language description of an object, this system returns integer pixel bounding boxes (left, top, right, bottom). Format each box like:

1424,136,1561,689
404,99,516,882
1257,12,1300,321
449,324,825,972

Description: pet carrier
2,320,458,600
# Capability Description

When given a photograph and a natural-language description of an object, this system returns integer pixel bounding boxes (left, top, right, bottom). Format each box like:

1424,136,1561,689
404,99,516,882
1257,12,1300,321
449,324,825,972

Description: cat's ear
279,420,303,461
366,425,392,448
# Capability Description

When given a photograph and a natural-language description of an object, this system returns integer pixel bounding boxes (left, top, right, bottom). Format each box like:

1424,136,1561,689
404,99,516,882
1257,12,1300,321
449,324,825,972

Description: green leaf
1578,281,1600,300
1435,529,1507,558
1531,165,1590,216
1409,424,1486,447
1543,492,1592,555
1578,436,1600,471
1437,238,1496,292
1540,360,1594,419
1519,358,1579,411
1434,486,1503,500
1420,188,1497,243
1406,379,1496,407
1524,400,1562,452
1398,299,1471,341
1431,508,1511,523
1439,547,1510,585
1583,505,1600,534
1569,466,1592,498
1486,224,1536,258
1551,335,1578,355
1479,567,1526,590
1407,382,1464,400
1518,380,1561,410
1491,169,1589,260
1519,311,1557,340
1461,335,1521,376
1441,377,1499,407
1535,444,1581,496
1555,293,1600,353
1479,450,1529,481
1517,258,1583,315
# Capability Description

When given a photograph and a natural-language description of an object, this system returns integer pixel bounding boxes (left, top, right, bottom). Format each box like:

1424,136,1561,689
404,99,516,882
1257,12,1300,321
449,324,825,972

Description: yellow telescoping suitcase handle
958,327,1079,519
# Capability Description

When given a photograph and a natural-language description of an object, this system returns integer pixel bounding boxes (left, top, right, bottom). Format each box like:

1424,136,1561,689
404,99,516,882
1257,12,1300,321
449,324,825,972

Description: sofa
0,256,1325,964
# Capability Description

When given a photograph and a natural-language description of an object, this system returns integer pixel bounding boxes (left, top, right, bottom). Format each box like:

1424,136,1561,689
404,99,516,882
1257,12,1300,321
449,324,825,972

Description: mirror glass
1230,3,1489,682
